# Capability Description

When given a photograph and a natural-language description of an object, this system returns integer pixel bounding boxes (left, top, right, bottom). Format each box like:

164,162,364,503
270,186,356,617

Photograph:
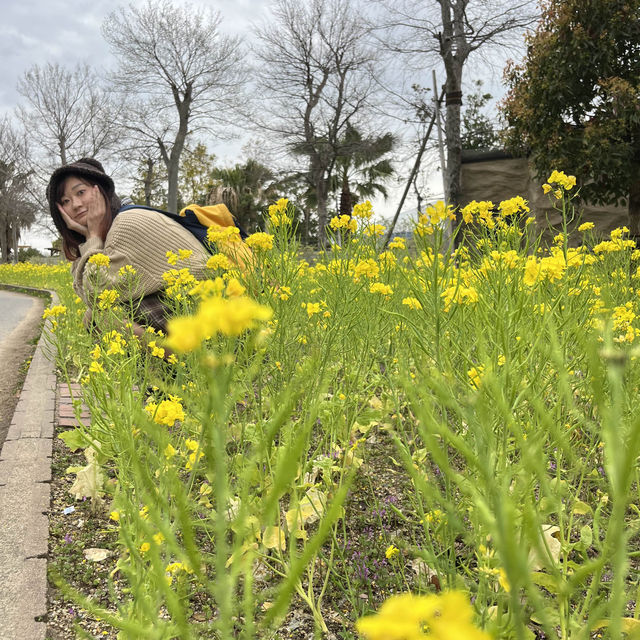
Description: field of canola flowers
1,171,640,639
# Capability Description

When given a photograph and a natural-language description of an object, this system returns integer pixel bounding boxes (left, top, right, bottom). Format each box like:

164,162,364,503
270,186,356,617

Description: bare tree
103,0,246,213
375,0,538,212
0,118,35,263
17,62,121,167
253,0,379,247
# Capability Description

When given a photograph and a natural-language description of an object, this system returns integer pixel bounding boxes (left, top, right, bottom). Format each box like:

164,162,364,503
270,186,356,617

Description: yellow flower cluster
145,396,185,426
593,227,636,254
352,201,374,220
162,268,197,298
206,253,231,270
268,198,292,227
329,215,357,232
207,225,241,244
148,340,165,359
369,282,393,298
353,259,380,282
388,237,406,250
356,591,490,640
88,253,110,268
245,232,274,251
426,201,456,225
441,284,479,311
118,264,137,277
460,200,494,226
43,304,67,319
402,297,422,310
546,170,577,191
303,302,321,318
467,365,484,389
97,288,119,309
103,330,127,356
166,296,273,352
364,223,386,237
499,196,530,217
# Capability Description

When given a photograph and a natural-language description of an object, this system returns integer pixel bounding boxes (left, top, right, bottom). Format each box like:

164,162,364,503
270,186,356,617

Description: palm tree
332,124,395,216
209,159,279,232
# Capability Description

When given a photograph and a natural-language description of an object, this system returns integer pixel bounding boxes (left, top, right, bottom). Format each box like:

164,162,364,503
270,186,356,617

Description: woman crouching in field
47,158,211,335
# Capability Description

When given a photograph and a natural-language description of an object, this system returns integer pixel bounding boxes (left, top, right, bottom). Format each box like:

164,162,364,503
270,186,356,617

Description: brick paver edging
0,288,57,639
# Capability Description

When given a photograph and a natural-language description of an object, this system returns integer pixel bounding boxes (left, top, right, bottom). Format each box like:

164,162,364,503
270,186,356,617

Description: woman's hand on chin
85,185,107,239
58,204,89,238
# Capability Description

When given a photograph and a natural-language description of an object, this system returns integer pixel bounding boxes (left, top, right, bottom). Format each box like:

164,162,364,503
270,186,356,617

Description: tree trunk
165,89,191,213
444,81,462,208
0,219,7,263
144,157,154,206
11,224,18,264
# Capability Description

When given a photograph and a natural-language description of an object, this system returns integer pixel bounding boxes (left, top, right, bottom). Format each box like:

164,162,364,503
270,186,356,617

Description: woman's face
58,176,103,229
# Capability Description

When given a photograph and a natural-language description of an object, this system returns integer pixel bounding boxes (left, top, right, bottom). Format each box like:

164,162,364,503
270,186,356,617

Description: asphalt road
0,290,38,345
0,289,45,447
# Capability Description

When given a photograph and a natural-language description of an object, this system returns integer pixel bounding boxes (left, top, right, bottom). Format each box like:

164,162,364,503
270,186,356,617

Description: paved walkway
0,289,91,639
0,300,56,639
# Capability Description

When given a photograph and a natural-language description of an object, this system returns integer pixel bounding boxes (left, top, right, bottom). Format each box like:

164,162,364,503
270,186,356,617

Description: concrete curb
0,288,57,640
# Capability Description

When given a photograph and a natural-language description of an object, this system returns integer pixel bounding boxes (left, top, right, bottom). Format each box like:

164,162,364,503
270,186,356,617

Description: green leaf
572,500,593,515
58,429,87,452
580,524,593,547
530,571,560,594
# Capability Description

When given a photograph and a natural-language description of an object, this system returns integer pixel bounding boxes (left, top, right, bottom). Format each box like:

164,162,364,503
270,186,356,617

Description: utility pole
383,86,446,247
432,70,447,201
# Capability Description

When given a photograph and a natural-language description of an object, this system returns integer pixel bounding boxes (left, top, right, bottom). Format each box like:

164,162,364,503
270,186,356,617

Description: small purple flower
63,533,73,544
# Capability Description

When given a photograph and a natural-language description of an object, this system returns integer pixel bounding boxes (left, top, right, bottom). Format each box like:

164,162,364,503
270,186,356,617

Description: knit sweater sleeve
71,208,210,307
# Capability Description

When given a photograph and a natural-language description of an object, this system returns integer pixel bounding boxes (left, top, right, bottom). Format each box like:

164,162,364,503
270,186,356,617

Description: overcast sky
0,0,269,114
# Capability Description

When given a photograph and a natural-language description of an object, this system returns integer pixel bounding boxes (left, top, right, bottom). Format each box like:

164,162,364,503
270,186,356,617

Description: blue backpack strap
117,204,211,250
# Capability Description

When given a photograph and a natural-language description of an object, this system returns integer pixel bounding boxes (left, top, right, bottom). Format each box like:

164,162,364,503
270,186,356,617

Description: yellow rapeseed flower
388,237,406,250
356,591,490,640
246,232,274,251
89,361,104,374
88,253,110,268
268,198,292,227
97,288,119,309
166,296,273,352
145,397,185,427
329,214,358,232
547,170,576,190
364,223,386,237
385,544,399,559
304,302,321,318
369,282,393,297
42,305,67,319
402,297,422,310
206,253,231,270
352,201,374,219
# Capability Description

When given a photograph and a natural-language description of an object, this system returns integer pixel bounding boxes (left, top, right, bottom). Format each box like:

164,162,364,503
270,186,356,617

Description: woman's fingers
85,185,107,235
58,204,88,236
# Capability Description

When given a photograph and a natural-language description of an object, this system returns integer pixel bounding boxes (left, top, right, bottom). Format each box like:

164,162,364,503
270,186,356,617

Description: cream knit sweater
72,207,210,307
